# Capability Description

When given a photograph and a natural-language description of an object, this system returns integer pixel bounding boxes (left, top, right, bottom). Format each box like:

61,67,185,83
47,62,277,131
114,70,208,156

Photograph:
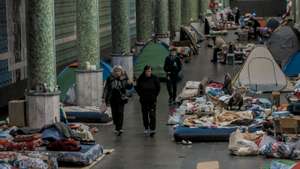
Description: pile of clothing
169,80,269,129
229,129,300,160
177,81,201,100
0,122,102,167
0,152,58,169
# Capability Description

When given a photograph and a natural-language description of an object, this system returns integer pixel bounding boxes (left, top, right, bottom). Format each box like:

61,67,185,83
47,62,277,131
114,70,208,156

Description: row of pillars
25,0,227,128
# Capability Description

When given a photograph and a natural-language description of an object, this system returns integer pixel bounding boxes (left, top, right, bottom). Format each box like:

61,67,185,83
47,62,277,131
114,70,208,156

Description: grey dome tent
267,26,299,67
233,46,287,92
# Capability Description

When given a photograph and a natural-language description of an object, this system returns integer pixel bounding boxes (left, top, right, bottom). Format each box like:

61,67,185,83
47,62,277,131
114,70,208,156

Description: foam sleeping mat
173,126,262,142
48,144,104,167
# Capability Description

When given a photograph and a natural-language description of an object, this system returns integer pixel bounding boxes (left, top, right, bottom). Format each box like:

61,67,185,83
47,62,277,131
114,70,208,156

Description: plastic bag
259,134,277,148
168,115,181,125
105,107,112,117
64,85,76,105
228,129,259,156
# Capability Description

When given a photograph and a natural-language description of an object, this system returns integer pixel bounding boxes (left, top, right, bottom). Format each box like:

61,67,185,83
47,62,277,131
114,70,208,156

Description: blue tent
284,52,300,77
57,60,112,102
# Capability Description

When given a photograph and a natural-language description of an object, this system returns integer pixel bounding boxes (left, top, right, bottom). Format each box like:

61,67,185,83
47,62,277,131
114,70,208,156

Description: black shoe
168,98,173,104
115,130,123,136
149,131,156,137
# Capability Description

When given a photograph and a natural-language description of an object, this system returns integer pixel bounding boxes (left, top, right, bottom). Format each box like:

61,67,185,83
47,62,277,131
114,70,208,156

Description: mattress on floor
64,106,112,123
48,144,104,167
173,126,261,142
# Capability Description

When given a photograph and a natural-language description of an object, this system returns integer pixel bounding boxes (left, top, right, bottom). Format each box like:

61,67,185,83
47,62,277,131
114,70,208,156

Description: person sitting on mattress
228,90,244,110
102,65,133,136
211,36,226,64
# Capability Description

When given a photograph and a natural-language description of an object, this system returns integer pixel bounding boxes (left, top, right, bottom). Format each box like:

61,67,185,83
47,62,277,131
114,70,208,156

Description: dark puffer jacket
135,74,160,103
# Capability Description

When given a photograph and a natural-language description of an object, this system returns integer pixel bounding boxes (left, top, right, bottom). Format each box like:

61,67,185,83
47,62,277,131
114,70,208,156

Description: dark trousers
166,77,178,101
141,101,156,130
212,48,221,63
110,102,125,131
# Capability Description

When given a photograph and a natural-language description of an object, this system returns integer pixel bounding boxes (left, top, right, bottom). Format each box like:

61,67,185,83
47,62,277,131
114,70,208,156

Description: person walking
135,65,160,137
102,65,133,136
211,36,226,64
164,48,182,104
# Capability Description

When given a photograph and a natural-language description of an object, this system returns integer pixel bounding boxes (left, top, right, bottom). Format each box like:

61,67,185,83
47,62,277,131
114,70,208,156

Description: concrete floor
93,36,270,169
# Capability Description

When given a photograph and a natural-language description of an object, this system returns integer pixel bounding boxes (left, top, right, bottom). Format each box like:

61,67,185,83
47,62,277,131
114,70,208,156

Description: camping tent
233,46,287,92
267,26,299,67
57,60,112,102
180,26,198,55
134,41,169,79
284,51,300,77
190,22,206,43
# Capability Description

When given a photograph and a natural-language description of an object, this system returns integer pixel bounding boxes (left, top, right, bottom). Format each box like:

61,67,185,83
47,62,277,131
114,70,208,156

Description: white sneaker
144,129,149,136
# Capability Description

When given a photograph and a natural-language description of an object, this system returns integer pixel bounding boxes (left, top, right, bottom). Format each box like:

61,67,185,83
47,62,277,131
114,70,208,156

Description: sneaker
114,130,123,136
149,130,156,137
144,129,149,136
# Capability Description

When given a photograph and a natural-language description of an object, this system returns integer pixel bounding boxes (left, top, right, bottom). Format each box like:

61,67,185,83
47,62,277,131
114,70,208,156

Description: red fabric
47,138,81,151
292,163,300,169
207,82,224,89
13,134,41,142
209,2,218,9
0,139,43,151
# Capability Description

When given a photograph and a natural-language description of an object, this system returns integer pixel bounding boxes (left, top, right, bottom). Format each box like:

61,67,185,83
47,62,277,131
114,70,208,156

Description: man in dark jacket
135,65,160,137
164,48,182,104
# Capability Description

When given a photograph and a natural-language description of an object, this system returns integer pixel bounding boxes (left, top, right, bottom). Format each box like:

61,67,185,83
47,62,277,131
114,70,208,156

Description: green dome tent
134,41,169,79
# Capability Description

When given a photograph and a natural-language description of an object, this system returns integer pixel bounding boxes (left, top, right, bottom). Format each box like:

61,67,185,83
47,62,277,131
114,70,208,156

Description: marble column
76,0,102,107
111,0,133,80
169,0,181,41
155,0,170,45
136,0,152,52
295,0,300,31
26,0,60,128
181,0,199,25
181,0,192,25
201,0,210,15
223,0,230,8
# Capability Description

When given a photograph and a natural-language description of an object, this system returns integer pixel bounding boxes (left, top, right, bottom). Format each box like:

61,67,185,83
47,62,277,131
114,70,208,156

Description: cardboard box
9,100,26,127
197,161,219,169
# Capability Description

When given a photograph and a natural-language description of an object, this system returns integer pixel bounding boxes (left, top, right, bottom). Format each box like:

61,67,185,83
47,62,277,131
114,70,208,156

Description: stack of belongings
287,79,300,103
171,77,270,142
0,122,103,167
0,152,58,169
228,129,300,160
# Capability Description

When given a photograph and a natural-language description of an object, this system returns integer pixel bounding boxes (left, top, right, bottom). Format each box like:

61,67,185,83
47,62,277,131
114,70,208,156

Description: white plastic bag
228,129,259,156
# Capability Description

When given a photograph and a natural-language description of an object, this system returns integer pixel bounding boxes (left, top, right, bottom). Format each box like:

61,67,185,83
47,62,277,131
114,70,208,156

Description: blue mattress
66,111,112,123
174,126,261,142
49,144,104,167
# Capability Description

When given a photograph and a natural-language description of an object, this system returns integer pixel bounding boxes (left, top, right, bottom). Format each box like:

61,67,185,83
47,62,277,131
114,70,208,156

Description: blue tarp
284,52,300,77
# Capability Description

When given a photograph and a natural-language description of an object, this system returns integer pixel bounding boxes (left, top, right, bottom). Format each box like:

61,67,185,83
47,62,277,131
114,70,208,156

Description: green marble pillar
111,0,130,55
181,0,192,25
155,0,169,35
76,0,100,69
224,0,230,8
296,0,300,23
169,0,181,38
181,0,199,25
190,0,200,21
136,0,152,44
201,0,210,15
27,0,57,92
